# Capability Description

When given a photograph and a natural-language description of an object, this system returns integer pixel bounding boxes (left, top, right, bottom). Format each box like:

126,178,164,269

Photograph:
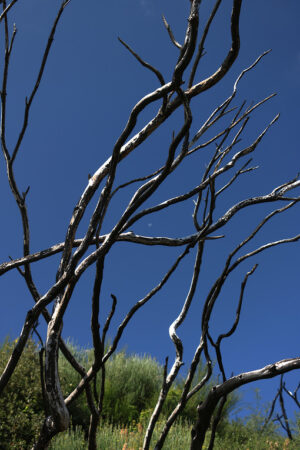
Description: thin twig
162,15,182,49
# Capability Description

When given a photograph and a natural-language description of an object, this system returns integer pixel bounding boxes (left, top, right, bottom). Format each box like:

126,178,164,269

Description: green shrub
0,337,44,449
57,343,240,434
0,337,244,448
97,351,162,424
58,346,163,429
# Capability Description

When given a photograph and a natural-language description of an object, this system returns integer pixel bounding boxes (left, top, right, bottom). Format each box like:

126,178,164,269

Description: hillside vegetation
0,338,299,449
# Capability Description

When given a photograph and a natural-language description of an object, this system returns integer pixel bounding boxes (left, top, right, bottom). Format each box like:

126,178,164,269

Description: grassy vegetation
49,420,300,449
1,337,299,449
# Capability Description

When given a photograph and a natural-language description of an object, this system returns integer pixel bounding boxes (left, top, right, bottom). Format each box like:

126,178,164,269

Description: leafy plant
0,337,44,449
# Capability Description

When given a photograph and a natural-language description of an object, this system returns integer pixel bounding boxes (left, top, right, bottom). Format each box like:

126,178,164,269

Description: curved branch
162,15,182,49
187,0,242,97
191,358,300,449
188,0,222,88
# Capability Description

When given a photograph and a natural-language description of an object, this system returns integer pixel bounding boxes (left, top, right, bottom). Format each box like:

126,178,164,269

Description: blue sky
1,0,299,421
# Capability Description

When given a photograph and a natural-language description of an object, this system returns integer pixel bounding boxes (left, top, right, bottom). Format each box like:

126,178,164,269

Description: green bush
102,351,162,424
0,337,44,449
58,345,238,429
0,337,255,448
58,345,163,429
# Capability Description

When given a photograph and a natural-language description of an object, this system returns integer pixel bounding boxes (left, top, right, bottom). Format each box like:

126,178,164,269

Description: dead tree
0,0,299,449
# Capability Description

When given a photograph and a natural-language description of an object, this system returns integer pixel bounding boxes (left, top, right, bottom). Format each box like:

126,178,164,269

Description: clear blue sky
1,0,299,421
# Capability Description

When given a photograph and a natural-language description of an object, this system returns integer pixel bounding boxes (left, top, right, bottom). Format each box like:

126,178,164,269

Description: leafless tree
0,0,299,449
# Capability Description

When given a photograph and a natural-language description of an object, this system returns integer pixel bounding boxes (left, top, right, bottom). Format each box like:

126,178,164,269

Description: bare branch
102,294,117,346
209,264,258,382
188,0,242,96
11,0,71,162
0,233,224,276
189,0,222,87
191,358,300,449
144,241,204,448
0,0,18,23
118,37,166,86
283,382,300,409
278,375,293,440
162,15,182,49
